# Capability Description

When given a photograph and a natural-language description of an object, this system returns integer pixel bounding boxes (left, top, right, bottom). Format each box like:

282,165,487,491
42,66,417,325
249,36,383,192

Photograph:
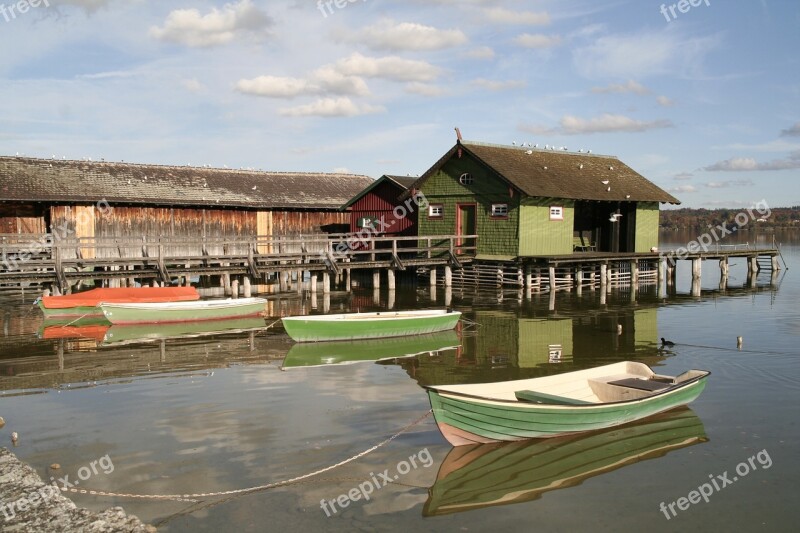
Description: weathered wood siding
518,198,575,256
49,205,350,258
635,202,660,252
417,153,519,257
0,204,47,234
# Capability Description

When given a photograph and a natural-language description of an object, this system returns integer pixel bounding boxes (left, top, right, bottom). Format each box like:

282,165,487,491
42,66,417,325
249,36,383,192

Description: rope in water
66,409,433,502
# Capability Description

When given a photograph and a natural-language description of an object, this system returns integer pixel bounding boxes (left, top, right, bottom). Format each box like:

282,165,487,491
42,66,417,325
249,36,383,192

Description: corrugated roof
0,156,374,210
412,141,680,204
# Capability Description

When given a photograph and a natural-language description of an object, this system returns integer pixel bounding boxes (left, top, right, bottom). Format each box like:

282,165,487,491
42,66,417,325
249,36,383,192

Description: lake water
1,230,798,532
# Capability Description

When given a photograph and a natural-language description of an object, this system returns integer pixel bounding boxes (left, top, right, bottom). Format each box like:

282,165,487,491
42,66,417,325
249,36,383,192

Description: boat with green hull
424,407,707,516
99,298,267,325
36,287,200,323
281,309,461,342
281,330,461,369
426,361,710,446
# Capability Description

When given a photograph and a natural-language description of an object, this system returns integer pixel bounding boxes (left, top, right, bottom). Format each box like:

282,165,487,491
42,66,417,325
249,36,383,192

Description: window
357,216,376,229
491,203,508,218
459,173,474,185
429,204,444,218
549,206,564,221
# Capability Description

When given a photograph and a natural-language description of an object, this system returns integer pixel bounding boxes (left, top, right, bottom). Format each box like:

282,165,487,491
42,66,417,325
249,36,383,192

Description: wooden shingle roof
413,141,679,204
0,156,373,210
340,174,417,210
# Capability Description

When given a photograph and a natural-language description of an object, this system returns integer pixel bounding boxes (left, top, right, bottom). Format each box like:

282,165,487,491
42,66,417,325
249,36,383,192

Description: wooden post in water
444,266,452,287
243,276,251,298
548,265,556,291
600,263,607,290
576,268,583,296
771,255,779,271
387,269,396,290
630,260,638,285
344,269,351,292
691,258,702,280
231,279,239,299
525,265,532,290
429,267,437,287
323,271,330,294
310,273,318,294
387,290,395,309
373,269,381,289
750,256,760,273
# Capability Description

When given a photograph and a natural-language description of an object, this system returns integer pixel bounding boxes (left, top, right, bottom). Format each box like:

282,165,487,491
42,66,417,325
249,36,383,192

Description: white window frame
459,173,474,185
429,204,444,218
549,206,564,221
491,203,508,218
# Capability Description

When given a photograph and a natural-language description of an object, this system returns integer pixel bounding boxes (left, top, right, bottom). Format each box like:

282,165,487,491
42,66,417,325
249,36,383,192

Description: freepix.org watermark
659,449,772,520
1,453,115,522
1,199,112,272
660,199,770,265
0,0,49,23
320,448,434,517
317,0,368,19
660,0,711,22
323,191,428,263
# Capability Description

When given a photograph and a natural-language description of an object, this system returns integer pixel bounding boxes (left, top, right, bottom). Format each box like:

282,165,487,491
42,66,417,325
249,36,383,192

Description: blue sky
1,0,798,208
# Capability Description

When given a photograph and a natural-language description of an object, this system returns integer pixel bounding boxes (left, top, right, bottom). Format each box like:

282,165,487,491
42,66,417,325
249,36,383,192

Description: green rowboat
281,330,461,369
426,361,710,446
281,309,462,342
423,407,707,516
99,298,267,325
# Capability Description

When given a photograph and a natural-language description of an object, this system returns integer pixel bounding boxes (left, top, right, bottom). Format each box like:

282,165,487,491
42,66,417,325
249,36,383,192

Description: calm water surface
1,230,798,532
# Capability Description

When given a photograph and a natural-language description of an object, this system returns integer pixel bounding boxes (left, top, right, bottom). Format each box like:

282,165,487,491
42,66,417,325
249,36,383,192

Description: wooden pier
0,232,783,296
0,233,475,294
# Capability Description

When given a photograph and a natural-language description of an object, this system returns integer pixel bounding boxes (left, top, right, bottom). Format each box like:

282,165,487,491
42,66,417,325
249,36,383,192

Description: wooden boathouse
404,138,781,291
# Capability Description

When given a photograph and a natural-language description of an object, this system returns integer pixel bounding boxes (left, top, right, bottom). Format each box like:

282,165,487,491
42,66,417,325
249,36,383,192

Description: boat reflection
38,317,269,346
281,330,461,369
423,407,707,517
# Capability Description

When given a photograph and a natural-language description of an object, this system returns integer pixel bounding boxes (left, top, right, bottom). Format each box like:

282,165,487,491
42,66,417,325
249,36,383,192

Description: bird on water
661,338,675,347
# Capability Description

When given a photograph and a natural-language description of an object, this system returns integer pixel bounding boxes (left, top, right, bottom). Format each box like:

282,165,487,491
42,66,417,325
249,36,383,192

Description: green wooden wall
417,154,519,258
518,198,575,256
634,202,660,252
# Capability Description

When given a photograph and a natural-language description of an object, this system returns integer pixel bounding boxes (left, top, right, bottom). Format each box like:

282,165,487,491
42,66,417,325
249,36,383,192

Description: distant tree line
660,206,800,230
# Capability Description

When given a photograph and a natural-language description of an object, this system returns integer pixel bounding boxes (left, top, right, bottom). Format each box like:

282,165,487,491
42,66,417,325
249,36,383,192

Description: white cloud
182,78,205,93
591,80,650,95
667,185,697,193
278,97,385,118
236,68,369,99
236,75,313,98
338,20,467,51
404,83,449,97
334,53,441,82
704,151,800,171
483,8,550,25
471,78,526,91
514,33,562,49
150,0,272,48
464,46,495,60
573,29,719,79
781,122,800,137
673,172,693,180
656,95,674,107
705,180,754,188
522,113,674,135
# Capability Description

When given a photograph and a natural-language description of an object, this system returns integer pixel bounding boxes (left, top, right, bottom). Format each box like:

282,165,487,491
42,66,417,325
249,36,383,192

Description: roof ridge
0,155,371,179
460,140,619,159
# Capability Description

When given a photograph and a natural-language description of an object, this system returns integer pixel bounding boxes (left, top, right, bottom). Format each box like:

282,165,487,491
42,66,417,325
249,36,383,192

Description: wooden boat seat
515,390,594,405
607,378,672,392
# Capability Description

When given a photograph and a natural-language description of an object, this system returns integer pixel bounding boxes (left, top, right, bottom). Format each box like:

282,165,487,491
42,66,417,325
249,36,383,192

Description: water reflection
385,305,667,387
282,331,460,369
423,407,707,517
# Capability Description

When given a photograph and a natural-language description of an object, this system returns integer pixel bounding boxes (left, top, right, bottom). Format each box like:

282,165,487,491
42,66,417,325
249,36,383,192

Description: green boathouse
410,140,679,260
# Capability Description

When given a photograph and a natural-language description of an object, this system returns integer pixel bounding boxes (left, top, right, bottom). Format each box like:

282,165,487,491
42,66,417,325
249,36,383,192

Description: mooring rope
66,409,433,502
